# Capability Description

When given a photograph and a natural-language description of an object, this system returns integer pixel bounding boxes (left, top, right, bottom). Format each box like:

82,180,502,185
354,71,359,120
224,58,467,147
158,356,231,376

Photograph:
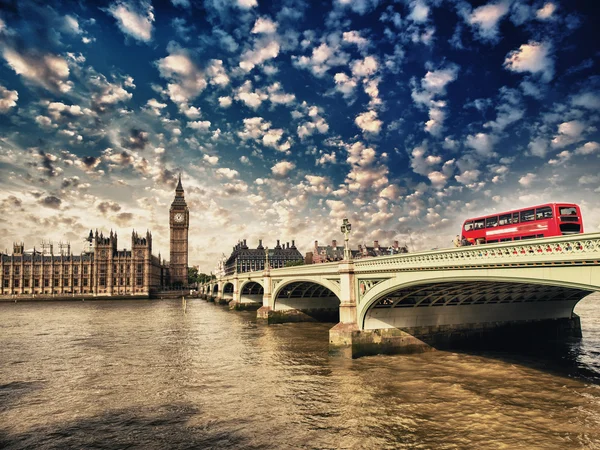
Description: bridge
199,233,600,358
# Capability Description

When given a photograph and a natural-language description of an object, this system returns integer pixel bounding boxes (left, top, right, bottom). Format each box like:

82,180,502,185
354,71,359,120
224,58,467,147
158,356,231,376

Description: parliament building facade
0,178,190,298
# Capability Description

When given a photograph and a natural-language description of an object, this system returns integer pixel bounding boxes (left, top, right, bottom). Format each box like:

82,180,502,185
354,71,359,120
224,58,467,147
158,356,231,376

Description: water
1,293,599,449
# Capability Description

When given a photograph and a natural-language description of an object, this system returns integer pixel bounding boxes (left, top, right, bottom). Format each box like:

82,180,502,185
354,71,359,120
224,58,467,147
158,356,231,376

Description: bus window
499,214,511,226
464,222,473,232
512,212,519,224
487,239,498,243
474,219,485,230
520,209,535,222
559,207,577,216
486,216,498,228
500,238,512,242
536,206,553,220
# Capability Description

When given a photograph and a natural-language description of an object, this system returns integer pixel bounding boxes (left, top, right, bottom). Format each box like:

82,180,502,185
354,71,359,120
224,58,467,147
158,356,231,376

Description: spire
176,172,184,193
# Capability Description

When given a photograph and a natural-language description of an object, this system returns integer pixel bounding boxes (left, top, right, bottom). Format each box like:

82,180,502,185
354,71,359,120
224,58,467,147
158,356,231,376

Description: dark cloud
37,149,60,177
0,195,23,211
97,201,122,214
121,128,149,150
153,168,178,188
80,156,100,170
114,212,134,226
39,195,61,209
61,177,80,189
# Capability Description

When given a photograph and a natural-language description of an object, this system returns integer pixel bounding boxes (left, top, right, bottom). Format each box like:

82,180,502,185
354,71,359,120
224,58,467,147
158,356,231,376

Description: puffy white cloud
551,120,586,148
536,3,556,20
235,80,267,110
252,17,278,34
410,144,442,176
293,42,350,78
205,59,230,86
271,160,295,177
574,141,599,155
345,141,388,192
215,168,239,179
518,173,536,187
218,96,232,108
407,0,429,23
47,102,85,120
107,0,155,42
351,56,378,78
455,169,481,185
427,171,448,189
0,85,18,112
528,137,549,158
334,72,358,98
203,154,219,165
467,0,510,42
187,120,211,132
156,49,207,107
504,41,554,82
342,31,370,50
266,82,295,105
2,48,72,93
355,110,382,134
237,0,257,9
239,37,280,72
465,133,497,156
379,184,402,199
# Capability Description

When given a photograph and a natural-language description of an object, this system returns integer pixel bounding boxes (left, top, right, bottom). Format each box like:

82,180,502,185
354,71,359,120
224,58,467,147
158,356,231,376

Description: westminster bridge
200,233,600,358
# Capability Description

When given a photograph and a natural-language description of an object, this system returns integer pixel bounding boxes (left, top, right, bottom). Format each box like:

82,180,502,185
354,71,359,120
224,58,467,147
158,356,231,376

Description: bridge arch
212,284,219,295
358,271,598,331
223,282,234,301
273,279,341,322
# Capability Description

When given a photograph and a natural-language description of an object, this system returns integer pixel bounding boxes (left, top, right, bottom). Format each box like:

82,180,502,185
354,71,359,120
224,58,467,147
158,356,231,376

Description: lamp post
341,218,352,260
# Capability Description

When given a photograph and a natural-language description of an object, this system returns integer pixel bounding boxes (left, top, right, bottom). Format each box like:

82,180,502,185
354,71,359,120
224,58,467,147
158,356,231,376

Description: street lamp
341,218,352,260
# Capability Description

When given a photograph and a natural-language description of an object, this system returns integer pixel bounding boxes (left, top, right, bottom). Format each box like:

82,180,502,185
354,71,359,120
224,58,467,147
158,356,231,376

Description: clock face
174,213,185,223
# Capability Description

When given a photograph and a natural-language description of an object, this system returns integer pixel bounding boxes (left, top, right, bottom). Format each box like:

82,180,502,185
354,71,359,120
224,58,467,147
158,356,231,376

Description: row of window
4,277,145,288
464,206,555,231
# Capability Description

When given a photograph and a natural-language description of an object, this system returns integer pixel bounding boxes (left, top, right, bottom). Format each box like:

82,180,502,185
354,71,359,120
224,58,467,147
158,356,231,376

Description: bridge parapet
353,233,600,272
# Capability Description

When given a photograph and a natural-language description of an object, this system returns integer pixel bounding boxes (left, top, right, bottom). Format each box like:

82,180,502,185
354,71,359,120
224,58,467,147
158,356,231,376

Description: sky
0,0,598,272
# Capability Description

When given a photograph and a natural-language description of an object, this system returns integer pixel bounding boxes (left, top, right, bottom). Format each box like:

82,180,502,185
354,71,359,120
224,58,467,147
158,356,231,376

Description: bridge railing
353,232,600,271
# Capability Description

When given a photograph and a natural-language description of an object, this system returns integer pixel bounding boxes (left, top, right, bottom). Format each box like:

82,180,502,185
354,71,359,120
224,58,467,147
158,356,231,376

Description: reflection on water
0,293,599,449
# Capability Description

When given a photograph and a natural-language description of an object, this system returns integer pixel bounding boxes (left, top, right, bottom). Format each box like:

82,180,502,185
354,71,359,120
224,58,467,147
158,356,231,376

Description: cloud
551,120,586,148
203,154,219,165
237,0,257,9
536,3,556,20
107,0,155,43
97,201,122,214
0,85,18,112
215,168,239,179
355,110,382,134
235,80,267,110
465,132,497,156
293,42,350,78
218,96,232,108
571,92,600,110
271,160,295,177
2,48,72,93
455,169,481,185
574,141,599,155
407,0,429,23
156,46,208,107
187,120,211,132
518,173,536,187
252,17,278,34
239,37,280,72
504,41,554,82
40,196,62,209
467,1,510,42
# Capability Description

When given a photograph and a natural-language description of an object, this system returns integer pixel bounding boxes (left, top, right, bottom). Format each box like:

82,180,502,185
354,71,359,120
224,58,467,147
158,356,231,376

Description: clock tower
169,174,189,286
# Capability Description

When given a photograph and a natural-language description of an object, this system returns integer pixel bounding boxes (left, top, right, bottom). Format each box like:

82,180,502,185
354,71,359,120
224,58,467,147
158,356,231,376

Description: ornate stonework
169,175,189,285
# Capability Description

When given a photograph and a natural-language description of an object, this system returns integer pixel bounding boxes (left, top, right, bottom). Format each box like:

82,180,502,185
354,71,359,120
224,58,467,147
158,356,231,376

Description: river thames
1,293,599,449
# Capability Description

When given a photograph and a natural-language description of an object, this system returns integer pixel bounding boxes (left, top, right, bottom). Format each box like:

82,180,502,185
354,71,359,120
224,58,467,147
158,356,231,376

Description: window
486,216,498,228
3,267,9,276
559,206,577,216
24,280,30,287
136,277,143,286
14,280,19,288
73,279,78,287
512,212,520,224
64,280,69,287
520,209,535,222
498,214,511,226
15,266,20,275
44,279,49,287
3,280,8,288
54,279,59,287
54,267,60,275
83,279,88,287
34,266,40,274
500,238,512,242
137,264,142,273
536,206,553,220
73,266,78,275
473,219,485,230
83,266,88,275
34,279,40,287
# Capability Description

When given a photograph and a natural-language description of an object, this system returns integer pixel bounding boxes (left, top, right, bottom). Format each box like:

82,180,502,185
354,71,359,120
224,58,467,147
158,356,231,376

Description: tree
285,260,305,267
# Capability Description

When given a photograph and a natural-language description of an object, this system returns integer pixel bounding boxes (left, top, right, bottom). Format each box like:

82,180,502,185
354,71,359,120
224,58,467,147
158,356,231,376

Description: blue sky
0,0,598,272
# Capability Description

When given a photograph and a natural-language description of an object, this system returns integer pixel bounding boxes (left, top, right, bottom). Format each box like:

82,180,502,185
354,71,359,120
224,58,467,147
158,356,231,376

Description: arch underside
223,283,234,294
275,281,340,321
241,281,264,295
364,280,593,330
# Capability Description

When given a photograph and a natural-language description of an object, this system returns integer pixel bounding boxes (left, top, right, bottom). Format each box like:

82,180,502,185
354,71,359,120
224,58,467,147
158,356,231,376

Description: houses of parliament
0,177,189,298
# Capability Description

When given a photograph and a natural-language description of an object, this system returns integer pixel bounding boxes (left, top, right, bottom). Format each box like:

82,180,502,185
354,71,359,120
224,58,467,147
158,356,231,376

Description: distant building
224,239,303,275
311,240,407,263
0,230,168,297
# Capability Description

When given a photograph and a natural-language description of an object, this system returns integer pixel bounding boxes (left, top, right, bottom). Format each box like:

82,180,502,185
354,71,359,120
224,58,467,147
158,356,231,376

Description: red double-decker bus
461,203,584,245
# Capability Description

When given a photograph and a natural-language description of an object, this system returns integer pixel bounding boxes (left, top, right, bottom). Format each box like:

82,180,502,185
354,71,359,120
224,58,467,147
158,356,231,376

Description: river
1,293,599,449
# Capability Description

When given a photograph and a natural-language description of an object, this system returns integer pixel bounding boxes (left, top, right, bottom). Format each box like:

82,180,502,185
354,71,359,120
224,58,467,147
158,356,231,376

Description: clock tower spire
169,173,189,286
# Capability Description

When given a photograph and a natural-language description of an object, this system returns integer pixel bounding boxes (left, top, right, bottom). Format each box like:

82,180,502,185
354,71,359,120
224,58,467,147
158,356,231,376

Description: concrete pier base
207,296,215,303
329,315,583,359
229,301,262,311
216,297,230,305
257,306,337,324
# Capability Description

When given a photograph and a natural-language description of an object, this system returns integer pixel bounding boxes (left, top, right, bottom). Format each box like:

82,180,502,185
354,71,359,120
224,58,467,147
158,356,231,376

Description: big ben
169,174,189,285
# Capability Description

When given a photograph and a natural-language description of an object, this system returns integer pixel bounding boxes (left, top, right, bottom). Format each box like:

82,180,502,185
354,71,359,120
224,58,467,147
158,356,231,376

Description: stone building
169,174,189,286
224,239,303,275
310,240,408,263
0,230,168,297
